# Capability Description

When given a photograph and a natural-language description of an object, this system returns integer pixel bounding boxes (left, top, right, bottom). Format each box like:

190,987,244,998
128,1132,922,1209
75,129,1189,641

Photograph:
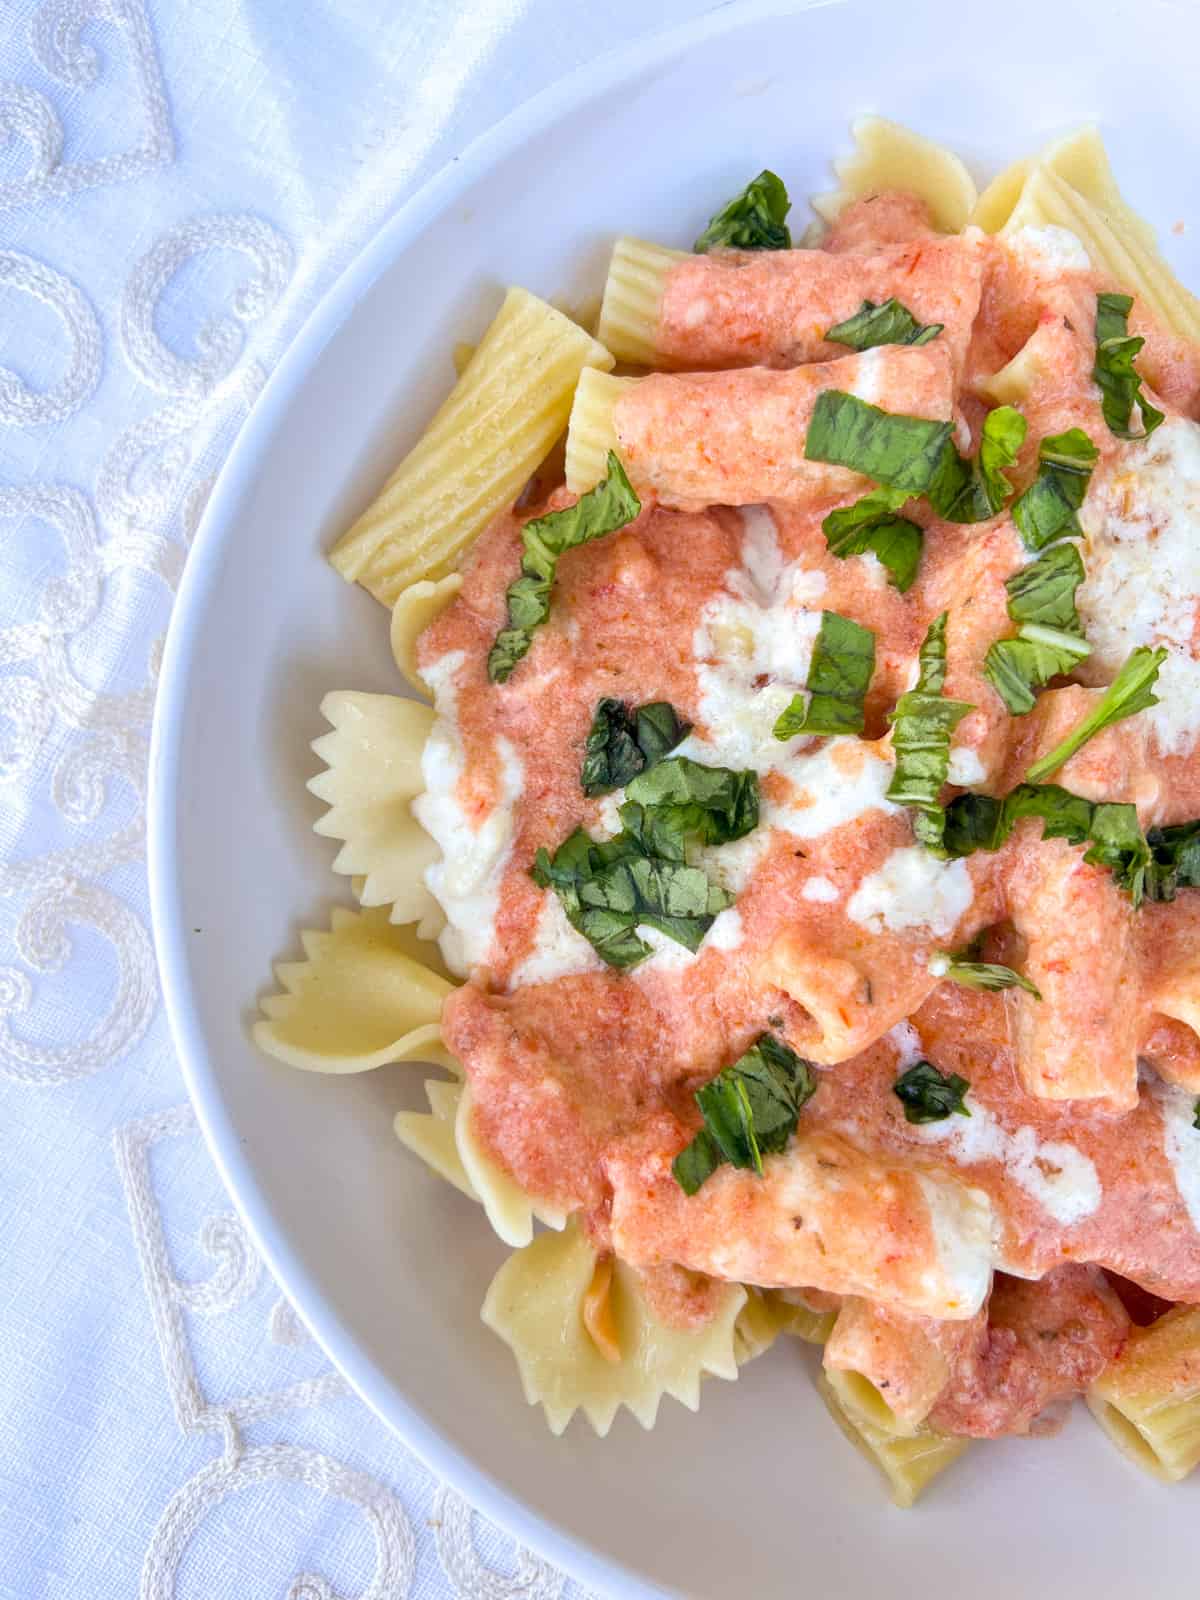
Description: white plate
150,1,1200,1593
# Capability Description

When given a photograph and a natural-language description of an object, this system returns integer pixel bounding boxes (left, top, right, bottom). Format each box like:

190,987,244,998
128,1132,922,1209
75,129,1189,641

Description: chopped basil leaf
942,781,1151,905
805,393,1026,527
672,1033,816,1194
983,541,1092,714
488,452,640,682
942,791,1004,856
927,405,1027,524
893,1060,970,1124
1007,541,1088,630
822,486,923,592
1012,428,1099,551
623,756,759,852
939,954,1042,999
773,611,876,739
825,298,943,351
671,1128,723,1195
636,701,690,769
534,755,758,968
805,391,954,496
1194,1099,1200,1133
1093,292,1164,441
1145,819,1200,902
983,628,1092,715
580,697,689,796
532,826,729,969
694,170,791,253
1025,645,1167,782
886,613,973,854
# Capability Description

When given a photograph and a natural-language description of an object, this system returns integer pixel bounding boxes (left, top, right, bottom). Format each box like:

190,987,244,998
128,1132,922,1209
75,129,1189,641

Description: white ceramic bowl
150,2,1200,1593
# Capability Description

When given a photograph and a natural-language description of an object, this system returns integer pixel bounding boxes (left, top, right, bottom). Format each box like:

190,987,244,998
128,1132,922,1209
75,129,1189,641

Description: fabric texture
0,2,707,1594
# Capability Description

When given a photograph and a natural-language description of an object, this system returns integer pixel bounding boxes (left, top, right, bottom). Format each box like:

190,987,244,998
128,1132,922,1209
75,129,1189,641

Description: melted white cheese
509,893,602,989
634,924,698,973
1007,223,1092,275
1155,1079,1200,1232
1077,416,1200,754
915,1172,995,1318
767,738,899,840
947,746,986,787
800,875,839,903
706,906,745,950
886,1019,925,1067
847,846,973,937
684,505,826,773
917,1097,1102,1227
412,650,523,978
848,345,888,405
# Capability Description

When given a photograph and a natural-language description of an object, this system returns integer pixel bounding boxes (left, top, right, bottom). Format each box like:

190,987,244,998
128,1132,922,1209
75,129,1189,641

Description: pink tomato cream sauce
418,195,1200,1437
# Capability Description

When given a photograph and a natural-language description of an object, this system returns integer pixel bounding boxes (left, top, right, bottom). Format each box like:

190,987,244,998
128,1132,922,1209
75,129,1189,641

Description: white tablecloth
0,4,709,1594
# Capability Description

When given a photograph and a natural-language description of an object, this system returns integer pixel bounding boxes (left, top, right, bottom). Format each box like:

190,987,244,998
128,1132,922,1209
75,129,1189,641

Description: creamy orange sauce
419,199,1200,1430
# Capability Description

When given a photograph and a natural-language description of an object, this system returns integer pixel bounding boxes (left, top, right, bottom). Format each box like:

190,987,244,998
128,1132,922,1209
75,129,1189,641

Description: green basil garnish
805,391,954,495
822,487,923,592
1093,292,1164,441
772,611,876,739
672,1033,816,1194
938,954,1041,999
694,170,791,253
886,613,973,853
927,405,1027,524
533,755,758,969
805,392,1026,526
942,781,1150,905
1025,645,1166,782
825,298,943,351
1145,819,1200,903
893,1060,971,1125
580,698,690,796
488,451,640,683
983,541,1092,715
1012,427,1099,551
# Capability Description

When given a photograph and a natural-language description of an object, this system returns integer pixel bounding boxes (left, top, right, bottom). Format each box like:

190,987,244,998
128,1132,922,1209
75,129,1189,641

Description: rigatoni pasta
329,286,614,605
253,119,1200,1509
1088,1307,1200,1481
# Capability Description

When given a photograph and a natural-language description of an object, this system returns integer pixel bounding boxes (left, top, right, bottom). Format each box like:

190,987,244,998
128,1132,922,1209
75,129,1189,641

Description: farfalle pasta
255,121,1200,1505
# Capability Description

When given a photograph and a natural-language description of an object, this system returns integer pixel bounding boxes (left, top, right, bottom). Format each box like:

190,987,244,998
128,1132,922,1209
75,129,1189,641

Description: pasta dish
253,120,1200,1505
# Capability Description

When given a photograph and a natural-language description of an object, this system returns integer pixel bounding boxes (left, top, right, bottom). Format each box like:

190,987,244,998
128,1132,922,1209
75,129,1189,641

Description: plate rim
146,2,845,1592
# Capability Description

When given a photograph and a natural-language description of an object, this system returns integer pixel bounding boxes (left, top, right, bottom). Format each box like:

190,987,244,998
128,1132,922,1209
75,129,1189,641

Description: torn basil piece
825,298,943,351
580,697,690,796
672,1034,817,1194
773,611,876,739
822,486,923,592
1025,645,1166,782
886,613,973,854
488,452,640,682
893,1060,971,1124
694,170,791,253
1093,292,1164,441
1012,427,1099,551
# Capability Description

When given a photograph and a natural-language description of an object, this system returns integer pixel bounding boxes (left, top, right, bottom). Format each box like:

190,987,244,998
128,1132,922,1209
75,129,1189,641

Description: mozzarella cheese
917,1097,1103,1227
847,846,973,937
509,893,602,989
767,738,899,841
947,746,986,787
1007,223,1092,275
684,505,826,773
413,650,524,977
1077,416,1200,754
1155,1079,1200,1233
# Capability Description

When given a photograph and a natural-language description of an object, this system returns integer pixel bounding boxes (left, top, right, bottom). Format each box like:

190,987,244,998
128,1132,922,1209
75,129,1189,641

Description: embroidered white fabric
0,2,705,1593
